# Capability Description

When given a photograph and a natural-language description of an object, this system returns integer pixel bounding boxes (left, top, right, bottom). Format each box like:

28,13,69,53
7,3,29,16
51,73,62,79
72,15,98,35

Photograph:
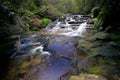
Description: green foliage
93,0,120,32
40,4,62,20
91,7,100,17
74,0,98,14
40,0,86,15
94,5,107,29
2,1,15,10
92,18,98,24
17,0,40,15
2,0,119,32
41,18,52,28
30,27,39,31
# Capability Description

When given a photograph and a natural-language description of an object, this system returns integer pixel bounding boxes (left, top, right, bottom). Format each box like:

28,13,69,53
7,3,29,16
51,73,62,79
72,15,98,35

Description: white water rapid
61,22,87,36
46,14,89,37
31,45,51,55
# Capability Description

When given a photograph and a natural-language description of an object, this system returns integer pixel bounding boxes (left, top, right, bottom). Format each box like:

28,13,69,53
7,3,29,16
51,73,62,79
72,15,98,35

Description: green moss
41,18,52,28
88,66,102,74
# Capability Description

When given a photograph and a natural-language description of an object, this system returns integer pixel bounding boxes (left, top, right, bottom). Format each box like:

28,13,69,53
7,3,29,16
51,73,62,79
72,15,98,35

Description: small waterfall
61,22,87,36
45,14,89,36
54,22,61,29
49,22,61,33
65,20,73,32
11,34,51,58
73,22,87,35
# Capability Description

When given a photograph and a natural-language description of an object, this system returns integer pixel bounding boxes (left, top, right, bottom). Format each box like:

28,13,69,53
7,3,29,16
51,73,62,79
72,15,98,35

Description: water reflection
35,58,72,80
47,42,76,58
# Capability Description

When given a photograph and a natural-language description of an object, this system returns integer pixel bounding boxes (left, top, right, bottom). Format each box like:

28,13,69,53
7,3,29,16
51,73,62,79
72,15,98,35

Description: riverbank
74,31,120,80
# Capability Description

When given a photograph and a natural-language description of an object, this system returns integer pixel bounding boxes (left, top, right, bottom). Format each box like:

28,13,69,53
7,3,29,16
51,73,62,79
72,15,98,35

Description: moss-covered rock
70,73,106,80
5,53,41,80
77,31,120,80
41,18,52,28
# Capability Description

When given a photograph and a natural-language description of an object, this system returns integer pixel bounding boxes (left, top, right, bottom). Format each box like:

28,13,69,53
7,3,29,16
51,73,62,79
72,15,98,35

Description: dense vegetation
93,0,120,32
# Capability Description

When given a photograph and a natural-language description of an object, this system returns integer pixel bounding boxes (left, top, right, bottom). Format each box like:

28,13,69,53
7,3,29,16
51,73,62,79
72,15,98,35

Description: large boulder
31,15,42,28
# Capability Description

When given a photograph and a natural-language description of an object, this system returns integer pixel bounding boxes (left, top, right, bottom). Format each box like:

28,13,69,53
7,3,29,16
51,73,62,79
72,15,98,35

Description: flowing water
6,14,93,80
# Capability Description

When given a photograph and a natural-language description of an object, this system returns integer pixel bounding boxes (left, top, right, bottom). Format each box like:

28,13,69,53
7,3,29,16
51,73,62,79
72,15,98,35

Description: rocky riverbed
5,14,120,80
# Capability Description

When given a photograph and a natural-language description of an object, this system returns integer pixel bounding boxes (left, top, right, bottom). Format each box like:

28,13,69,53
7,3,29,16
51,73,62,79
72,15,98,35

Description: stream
7,14,93,80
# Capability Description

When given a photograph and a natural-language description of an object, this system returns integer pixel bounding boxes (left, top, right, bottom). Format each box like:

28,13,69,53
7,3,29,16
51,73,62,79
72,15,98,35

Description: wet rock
77,31,120,80
109,41,120,48
5,52,41,80
79,34,120,57
46,21,56,29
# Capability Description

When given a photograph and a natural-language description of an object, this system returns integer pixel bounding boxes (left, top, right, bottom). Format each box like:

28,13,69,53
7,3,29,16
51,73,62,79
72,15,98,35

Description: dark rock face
95,0,120,32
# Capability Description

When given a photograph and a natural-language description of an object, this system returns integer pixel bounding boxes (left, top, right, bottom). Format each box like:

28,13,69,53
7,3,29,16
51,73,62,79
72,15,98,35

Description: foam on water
31,45,51,55
45,14,88,36
61,22,87,36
